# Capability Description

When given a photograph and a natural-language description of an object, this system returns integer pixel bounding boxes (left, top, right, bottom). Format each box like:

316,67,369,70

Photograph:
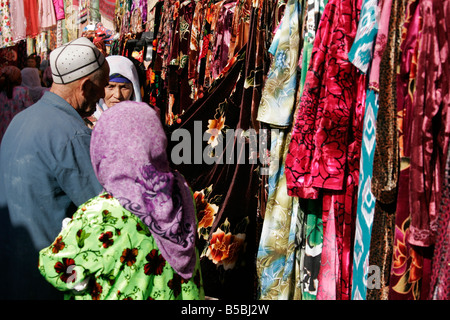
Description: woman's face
104,81,133,107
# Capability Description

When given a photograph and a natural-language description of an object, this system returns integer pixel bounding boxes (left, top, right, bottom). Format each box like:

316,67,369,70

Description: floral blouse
38,193,204,300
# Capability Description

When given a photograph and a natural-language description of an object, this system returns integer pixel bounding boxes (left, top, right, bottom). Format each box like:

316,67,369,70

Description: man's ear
79,77,92,96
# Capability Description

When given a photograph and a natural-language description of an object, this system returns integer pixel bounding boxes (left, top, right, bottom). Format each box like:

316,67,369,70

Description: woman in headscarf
85,55,142,128
0,66,34,142
38,101,204,300
20,67,49,103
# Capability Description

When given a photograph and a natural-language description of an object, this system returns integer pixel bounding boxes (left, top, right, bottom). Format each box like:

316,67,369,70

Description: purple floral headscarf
90,101,196,279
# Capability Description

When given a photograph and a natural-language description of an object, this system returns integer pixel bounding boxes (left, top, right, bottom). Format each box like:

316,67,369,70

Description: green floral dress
38,193,204,300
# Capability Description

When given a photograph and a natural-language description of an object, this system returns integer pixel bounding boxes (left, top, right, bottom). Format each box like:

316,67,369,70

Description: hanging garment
9,0,27,43
285,0,364,198
167,47,261,299
428,0,450,300
348,0,379,300
256,0,302,128
39,0,57,29
53,0,65,20
367,0,406,300
1,0,14,47
388,0,425,300
285,0,365,300
257,129,305,300
429,141,450,300
24,0,40,37
256,0,327,301
166,0,199,120
408,0,450,249
389,0,450,300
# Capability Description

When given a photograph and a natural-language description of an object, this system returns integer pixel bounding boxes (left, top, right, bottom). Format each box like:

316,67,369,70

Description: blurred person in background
0,65,34,143
21,67,49,103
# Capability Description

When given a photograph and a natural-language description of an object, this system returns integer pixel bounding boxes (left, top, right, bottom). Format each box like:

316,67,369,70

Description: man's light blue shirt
0,91,103,299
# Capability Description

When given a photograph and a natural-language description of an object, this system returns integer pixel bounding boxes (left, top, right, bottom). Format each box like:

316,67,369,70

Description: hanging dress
285,0,365,300
348,0,380,300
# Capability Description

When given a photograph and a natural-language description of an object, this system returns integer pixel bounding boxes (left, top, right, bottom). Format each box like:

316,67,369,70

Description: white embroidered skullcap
50,37,106,84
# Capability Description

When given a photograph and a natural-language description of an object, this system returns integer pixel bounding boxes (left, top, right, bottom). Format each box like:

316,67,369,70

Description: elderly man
0,37,109,300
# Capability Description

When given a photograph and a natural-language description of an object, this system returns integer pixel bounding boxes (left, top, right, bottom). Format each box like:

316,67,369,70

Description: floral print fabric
39,193,204,300
0,0,14,48
256,0,302,127
285,0,365,197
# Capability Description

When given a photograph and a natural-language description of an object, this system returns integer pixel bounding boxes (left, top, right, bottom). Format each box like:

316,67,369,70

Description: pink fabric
368,0,393,91
10,0,27,42
408,0,450,247
317,194,338,300
53,0,65,20
39,0,57,29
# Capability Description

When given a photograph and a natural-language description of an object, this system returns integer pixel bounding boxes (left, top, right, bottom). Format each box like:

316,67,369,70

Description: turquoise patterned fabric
351,90,380,300
349,0,379,300
348,0,379,74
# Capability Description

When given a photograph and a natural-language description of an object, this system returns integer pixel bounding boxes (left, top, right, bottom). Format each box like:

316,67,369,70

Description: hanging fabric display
348,0,379,300
1,0,449,302
285,0,365,300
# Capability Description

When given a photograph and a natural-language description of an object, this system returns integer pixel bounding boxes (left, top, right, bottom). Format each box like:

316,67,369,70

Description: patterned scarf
90,101,197,279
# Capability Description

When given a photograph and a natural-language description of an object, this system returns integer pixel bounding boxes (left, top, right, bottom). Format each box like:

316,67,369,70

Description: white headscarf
105,55,141,102
92,55,142,122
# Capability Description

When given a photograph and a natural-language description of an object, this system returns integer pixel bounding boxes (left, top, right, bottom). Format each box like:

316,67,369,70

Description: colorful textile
285,0,365,300
408,0,450,248
99,0,116,20
39,0,57,29
0,0,14,48
387,0,423,300
256,0,302,127
285,0,364,198
429,141,450,300
53,0,65,20
367,0,405,300
257,130,304,300
298,0,328,97
167,46,261,299
9,0,27,43
351,90,379,300
24,0,40,37
257,0,326,301
39,193,204,300
348,0,379,74
348,0,379,300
